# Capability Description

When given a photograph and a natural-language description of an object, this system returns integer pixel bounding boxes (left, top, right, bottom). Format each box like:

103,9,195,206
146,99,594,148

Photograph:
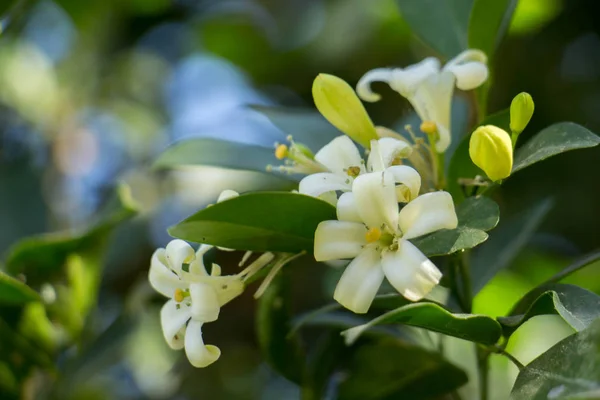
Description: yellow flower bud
510,92,534,135
469,125,513,181
312,74,378,148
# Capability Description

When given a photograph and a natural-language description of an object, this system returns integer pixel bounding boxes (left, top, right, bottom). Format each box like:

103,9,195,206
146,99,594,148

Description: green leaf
5,183,138,280
513,122,600,173
251,105,341,151
411,196,499,256
511,318,600,400
338,338,468,400
256,272,305,384
301,331,347,400
468,0,517,60
342,302,502,346
168,192,336,252
472,198,553,293
499,284,600,337
395,0,473,59
153,137,292,178
0,271,39,305
291,294,410,336
447,109,510,202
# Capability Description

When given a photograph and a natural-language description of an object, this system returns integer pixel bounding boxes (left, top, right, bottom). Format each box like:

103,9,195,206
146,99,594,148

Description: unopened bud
510,92,534,136
312,74,378,148
469,125,513,181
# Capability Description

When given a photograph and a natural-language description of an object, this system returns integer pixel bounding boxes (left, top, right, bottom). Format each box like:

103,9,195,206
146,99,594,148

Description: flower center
365,227,382,243
346,166,361,178
174,288,189,303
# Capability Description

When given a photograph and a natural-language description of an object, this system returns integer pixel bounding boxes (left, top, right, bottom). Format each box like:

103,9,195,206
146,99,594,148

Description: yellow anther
275,144,288,160
365,227,382,243
174,288,185,303
347,166,361,178
420,121,437,135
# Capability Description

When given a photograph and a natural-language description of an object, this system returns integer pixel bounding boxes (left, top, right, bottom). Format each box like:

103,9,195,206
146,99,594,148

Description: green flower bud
510,92,534,135
312,74,378,148
469,125,513,181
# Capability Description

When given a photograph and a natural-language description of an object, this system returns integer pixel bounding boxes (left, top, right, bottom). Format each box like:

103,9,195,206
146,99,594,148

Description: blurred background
0,0,599,398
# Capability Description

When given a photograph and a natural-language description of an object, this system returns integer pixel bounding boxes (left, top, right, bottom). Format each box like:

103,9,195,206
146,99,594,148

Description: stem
455,252,489,400
425,133,446,190
489,345,525,370
477,348,489,400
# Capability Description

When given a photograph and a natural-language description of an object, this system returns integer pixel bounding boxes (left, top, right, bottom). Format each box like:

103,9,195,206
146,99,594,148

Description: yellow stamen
365,227,382,243
420,121,437,135
174,288,185,303
347,166,361,178
275,144,288,160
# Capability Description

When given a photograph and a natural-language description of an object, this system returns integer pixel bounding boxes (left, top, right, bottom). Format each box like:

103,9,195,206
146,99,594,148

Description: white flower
149,240,244,368
298,136,413,200
313,170,458,313
357,49,489,153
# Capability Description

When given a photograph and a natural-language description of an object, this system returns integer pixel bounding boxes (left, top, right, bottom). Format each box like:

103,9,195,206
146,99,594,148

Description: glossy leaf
511,318,600,400
251,105,341,151
153,137,290,177
168,192,336,252
411,196,499,256
291,294,411,336
447,109,510,202
342,302,502,345
5,184,138,280
472,198,553,293
0,271,39,305
395,0,473,59
339,338,468,400
468,0,517,60
513,122,600,173
256,273,305,384
498,284,600,337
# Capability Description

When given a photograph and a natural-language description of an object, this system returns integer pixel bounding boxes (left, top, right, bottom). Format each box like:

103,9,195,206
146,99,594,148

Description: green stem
489,345,525,370
477,348,489,400
455,252,489,400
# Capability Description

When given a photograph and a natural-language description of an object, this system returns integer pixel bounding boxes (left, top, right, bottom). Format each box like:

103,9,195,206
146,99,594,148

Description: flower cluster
148,191,274,368
149,49,491,367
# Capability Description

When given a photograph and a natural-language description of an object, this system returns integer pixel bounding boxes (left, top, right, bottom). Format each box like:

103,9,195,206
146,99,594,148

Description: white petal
333,246,384,313
388,57,441,96
370,137,412,170
314,135,364,175
399,191,458,239
367,139,385,172
445,49,488,69
319,190,339,206
189,245,211,276
356,68,394,102
336,192,362,223
217,189,239,202
381,240,442,301
386,165,421,202
407,70,455,153
165,240,196,275
160,299,191,350
189,283,220,323
299,173,352,197
211,276,244,306
445,62,488,91
184,320,221,368
314,220,367,261
149,248,184,298
352,171,399,231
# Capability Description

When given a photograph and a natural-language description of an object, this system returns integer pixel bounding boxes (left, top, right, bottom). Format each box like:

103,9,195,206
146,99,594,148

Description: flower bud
469,125,513,181
510,92,534,135
312,74,378,148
